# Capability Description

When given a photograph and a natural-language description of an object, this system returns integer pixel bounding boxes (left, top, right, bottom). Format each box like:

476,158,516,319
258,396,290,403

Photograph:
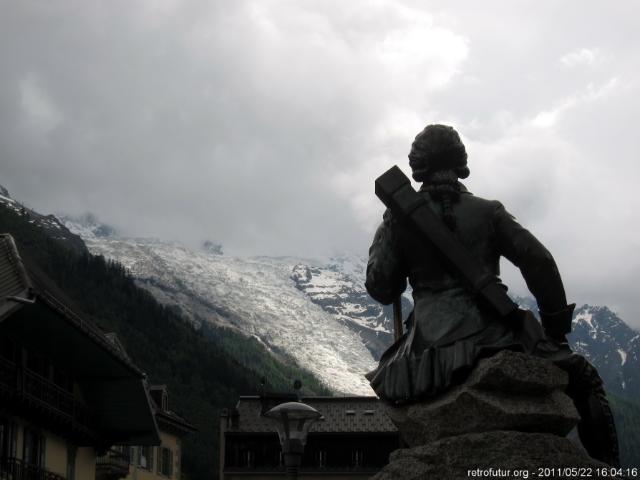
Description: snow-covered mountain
61,216,377,396
515,296,640,398
60,213,640,400
569,306,639,397
3,186,638,401
290,259,413,358
293,262,640,398
0,186,86,253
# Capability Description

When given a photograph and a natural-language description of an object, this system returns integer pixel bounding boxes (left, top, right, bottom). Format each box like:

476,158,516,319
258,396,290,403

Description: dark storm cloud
1,1,639,325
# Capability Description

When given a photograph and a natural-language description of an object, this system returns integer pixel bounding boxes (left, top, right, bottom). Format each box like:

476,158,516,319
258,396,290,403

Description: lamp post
265,401,321,480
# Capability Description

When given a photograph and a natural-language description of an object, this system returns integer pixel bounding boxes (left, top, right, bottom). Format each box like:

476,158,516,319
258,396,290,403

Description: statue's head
409,124,469,182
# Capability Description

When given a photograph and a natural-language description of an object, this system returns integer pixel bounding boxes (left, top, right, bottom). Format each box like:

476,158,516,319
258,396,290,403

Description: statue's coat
365,183,568,401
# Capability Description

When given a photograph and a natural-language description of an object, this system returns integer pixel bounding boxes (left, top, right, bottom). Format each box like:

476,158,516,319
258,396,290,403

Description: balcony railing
0,457,65,480
0,356,91,428
0,356,16,393
23,370,75,418
96,448,130,480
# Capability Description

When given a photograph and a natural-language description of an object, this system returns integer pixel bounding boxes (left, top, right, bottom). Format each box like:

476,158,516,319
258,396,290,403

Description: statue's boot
535,341,620,467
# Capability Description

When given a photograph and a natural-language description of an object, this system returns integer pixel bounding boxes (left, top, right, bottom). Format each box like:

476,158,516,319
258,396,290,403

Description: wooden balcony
0,355,94,440
96,448,130,480
0,457,66,480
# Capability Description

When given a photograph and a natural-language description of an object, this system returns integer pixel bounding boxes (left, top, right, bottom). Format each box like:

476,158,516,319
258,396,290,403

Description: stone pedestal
372,350,612,480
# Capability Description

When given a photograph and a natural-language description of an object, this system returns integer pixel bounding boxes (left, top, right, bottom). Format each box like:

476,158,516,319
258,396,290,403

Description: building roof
156,409,198,436
0,234,142,377
0,233,32,320
224,395,397,434
0,233,160,446
148,385,197,436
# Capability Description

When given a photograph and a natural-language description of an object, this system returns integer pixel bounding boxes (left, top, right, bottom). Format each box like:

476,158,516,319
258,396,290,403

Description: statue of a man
365,124,618,465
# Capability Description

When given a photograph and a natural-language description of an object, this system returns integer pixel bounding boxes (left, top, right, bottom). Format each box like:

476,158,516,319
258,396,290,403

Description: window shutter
22,429,30,464
39,434,46,468
10,422,17,457
175,444,180,477
66,445,77,480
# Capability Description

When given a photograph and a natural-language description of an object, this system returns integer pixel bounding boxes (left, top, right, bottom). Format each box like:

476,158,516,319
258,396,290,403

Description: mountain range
1,185,639,468
56,209,640,403
3,181,637,400
0,186,328,479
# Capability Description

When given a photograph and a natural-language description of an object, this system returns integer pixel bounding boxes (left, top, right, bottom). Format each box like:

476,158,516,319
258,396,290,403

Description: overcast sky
1,1,639,325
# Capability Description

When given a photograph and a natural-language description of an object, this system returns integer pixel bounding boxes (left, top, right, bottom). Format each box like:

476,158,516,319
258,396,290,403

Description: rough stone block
386,351,580,446
371,431,613,480
466,350,569,394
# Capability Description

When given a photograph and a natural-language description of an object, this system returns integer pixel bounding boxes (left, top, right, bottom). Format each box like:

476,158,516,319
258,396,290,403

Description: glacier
64,218,377,395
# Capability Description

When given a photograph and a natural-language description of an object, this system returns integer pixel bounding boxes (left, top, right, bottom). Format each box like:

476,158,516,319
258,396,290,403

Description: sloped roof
0,233,160,445
226,396,397,434
0,234,142,377
0,233,32,321
148,384,197,436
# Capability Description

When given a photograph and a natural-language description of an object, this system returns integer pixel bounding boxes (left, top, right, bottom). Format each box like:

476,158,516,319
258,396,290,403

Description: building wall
77,446,97,480
125,431,182,480
44,431,67,476
2,415,96,479
13,418,23,461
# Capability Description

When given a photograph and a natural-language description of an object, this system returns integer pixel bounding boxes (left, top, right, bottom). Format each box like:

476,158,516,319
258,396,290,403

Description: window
66,445,77,480
0,336,17,362
241,449,254,468
22,428,45,467
26,351,48,379
158,447,173,477
138,445,154,471
0,418,17,459
53,367,73,392
316,450,327,468
352,449,363,468
175,443,180,477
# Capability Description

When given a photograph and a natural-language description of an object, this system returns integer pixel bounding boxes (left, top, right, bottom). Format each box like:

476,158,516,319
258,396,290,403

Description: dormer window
149,385,169,412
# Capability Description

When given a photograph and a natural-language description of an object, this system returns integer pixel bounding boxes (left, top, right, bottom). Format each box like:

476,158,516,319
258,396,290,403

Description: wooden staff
393,296,403,341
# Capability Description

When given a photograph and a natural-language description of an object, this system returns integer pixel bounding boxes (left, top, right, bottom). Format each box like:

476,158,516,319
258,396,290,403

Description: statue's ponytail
422,170,461,231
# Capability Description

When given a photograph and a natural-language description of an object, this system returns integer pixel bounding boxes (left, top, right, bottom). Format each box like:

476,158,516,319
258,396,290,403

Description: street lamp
265,401,321,479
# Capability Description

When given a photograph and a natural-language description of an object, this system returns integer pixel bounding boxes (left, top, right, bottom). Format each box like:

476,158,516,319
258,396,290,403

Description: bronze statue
365,124,619,465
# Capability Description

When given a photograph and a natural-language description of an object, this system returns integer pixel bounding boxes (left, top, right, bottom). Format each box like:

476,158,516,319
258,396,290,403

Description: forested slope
0,205,329,479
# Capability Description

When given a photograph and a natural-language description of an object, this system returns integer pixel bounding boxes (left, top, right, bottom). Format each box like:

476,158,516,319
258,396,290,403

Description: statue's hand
540,303,576,343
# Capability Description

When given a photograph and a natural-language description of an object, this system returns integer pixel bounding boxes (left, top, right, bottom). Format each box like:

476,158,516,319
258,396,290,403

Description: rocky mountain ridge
59,214,377,395
61,212,640,400
293,258,640,400
0,185,87,253
1,186,637,401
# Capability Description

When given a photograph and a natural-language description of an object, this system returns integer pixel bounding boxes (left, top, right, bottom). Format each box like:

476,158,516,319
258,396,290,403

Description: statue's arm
492,201,569,314
365,210,407,305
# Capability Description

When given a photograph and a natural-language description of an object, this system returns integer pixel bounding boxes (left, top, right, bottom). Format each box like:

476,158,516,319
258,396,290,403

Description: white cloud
560,48,601,68
1,1,640,326
531,77,619,128
19,74,62,134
